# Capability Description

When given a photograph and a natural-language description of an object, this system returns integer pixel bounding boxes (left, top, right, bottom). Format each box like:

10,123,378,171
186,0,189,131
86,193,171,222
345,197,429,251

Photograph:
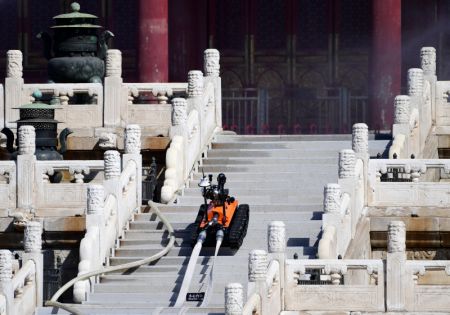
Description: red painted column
138,0,169,82
370,0,401,131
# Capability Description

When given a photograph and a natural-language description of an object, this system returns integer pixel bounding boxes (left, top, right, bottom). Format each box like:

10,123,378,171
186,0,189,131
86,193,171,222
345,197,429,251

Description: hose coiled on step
45,201,176,315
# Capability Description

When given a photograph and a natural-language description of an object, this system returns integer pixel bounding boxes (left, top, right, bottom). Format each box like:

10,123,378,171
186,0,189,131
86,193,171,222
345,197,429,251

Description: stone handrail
284,258,384,311
33,160,105,216
390,47,436,159
0,295,5,315
242,293,261,315
11,259,38,315
161,50,222,203
0,161,16,215
124,82,188,104
367,158,450,206
318,124,369,259
0,222,43,315
7,82,103,131
74,143,141,302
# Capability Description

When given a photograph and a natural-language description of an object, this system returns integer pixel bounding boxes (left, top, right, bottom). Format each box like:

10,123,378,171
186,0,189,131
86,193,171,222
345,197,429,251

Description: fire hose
45,201,176,315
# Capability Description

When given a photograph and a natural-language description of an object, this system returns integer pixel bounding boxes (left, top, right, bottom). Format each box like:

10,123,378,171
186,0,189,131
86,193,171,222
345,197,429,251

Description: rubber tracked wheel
227,204,249,249
190,204,207,247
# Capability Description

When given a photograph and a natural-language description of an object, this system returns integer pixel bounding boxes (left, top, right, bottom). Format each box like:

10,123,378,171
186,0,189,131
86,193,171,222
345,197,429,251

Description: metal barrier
222,87,368,134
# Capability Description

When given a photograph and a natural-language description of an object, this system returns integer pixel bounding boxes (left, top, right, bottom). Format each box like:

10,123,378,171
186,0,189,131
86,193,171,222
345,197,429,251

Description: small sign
186,292,205,302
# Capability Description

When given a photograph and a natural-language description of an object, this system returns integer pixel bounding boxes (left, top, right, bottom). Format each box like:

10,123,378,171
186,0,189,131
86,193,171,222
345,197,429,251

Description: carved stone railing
390,47,436,159
161,49,222,203
0,221,43,315
231,221,384,314
318,123,369,259
367,158,450,207
33,160,104,216
73,126,141,303
3,49,220,149
0,161,16,216
284,259,384,312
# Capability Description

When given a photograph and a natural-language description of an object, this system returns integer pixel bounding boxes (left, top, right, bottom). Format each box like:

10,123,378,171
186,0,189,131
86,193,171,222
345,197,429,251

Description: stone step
112,245,317,259
214,134,355,142
202,157,337,165
211,141,352,150
37,306,225,315
187,179,327,190
99,274,248,288
134,211,322,222
128,219,322,231
206,148,345,158
199,163,336,172
182,187,325,197
156,204,323,213
176,194,322,205
192,171,338,182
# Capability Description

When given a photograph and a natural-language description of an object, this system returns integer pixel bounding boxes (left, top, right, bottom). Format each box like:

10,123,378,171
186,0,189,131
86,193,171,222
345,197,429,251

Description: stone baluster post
338,149,356,180
421,47,436,77
267,221,286,309
386,221,407,311
352,123,368,158
86,185,104,267
22,221,43,306
323,184,342,214
17,126,36,211
187,70,205,150
204,49,222,129
394,95,411,125
123,125,142,209
170,98,188,138
225,283,244,315
408,68,424,99
104,150,121,181
0,250,13,315
248,249,267,304
104,49,124,128
188,70,204,99
421,47,436,122
338,149,358,239
407,68,424,120
352,123,368,200
5,50,24,129
103,150,122,233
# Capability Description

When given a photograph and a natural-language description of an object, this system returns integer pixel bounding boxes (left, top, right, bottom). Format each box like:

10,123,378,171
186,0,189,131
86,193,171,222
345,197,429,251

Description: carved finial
248,250,267,282
24,221,42,253
0,250,12,281
104,150,121,180
172,98,188,126
71,2,81,12
394,95,411,124
188,70,204,98
204,49,220,77
268,221,286,253
87,185,105,215
124,124,141,154
352,123,368,155
421,47,436,76
18,125,36,155
6,50,23,78
338,149,356,179
408,68,424,97
324,183,341,213
224,283,243,315
388,221,406,253
106,49,122,78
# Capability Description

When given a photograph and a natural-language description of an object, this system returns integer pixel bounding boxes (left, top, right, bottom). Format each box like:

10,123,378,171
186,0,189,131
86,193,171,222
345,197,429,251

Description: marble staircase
38,134,389,315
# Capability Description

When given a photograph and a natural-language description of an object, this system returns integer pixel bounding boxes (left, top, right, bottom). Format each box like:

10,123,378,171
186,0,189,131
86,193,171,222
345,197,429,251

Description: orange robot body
200,200,238,229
